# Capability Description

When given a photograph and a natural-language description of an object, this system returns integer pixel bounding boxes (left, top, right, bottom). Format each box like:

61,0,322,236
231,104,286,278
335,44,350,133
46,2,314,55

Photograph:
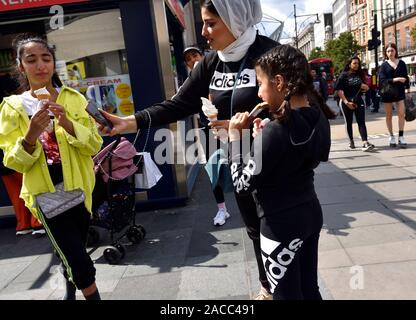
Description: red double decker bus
309,57,335,95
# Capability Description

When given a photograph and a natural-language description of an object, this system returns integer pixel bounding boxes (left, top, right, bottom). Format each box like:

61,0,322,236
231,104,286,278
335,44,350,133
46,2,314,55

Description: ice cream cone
207,113,218,122
36,93,50,101
34,87,50,101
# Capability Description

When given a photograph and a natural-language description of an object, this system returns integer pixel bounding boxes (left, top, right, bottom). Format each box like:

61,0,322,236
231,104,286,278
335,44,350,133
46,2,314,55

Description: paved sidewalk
0,106,415,300
316,131,416,300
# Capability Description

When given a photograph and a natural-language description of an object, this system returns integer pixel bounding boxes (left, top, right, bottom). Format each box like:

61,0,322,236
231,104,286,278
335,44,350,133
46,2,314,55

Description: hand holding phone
86,100,114,129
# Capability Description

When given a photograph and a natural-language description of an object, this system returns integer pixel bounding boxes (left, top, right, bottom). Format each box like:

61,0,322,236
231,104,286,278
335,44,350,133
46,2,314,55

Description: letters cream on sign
209,69,257,91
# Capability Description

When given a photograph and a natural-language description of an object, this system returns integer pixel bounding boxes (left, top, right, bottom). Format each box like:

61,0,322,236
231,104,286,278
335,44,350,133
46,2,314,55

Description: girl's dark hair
342,56,366,82
12,33,62,94
199,0,219,16
385,42,399,59
255,45,336,122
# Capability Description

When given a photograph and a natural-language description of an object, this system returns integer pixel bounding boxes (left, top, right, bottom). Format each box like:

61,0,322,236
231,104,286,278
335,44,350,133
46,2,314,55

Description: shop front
0,0,201,218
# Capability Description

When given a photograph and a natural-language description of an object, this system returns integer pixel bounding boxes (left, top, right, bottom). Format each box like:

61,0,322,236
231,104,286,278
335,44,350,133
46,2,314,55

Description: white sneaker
16,229,33,236
389,135,396,147
398,136,407,148
213,209,230,226
32,228,46,236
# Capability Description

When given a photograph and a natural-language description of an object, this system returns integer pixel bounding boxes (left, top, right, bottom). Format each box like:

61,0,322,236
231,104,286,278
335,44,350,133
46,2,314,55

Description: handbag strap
230,54,249,119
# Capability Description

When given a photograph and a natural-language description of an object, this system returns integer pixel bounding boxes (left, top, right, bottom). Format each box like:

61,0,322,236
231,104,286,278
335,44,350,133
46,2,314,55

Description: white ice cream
201,97,218,120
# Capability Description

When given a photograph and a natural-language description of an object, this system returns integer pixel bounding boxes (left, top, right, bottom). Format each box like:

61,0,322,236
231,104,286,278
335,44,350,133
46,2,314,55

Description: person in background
363,68,373,109
369,68,380,113
379,43,410,148
100,0,278,300
183,46,205,72
228,44,335,299
311,69,328,101
183,46,231,225
1,149,44,236
335,56,375,151
0,34,103,300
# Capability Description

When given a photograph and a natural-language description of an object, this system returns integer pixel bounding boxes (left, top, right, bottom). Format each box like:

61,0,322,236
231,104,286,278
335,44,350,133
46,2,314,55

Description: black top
229,107,331,218
134,35,278,127
379,60,409,102
334,71,363,106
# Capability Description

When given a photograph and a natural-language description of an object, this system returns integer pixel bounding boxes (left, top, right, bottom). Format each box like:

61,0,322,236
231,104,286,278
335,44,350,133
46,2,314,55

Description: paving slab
319,261,416,300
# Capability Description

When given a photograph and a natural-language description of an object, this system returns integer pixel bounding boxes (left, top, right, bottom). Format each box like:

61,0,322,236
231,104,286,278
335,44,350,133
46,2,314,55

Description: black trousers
235,191,270,291
39,203,96,289
202,127,225,204
37,164,96,290
260,198,323,300
340,102,368,141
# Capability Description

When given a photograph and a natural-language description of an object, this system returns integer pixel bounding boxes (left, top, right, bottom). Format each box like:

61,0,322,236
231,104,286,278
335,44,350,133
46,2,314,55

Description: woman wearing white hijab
100,0,278,300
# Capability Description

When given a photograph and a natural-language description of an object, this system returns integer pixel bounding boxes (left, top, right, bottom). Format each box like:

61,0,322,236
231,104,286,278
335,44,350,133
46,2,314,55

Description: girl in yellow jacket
0,35,103,300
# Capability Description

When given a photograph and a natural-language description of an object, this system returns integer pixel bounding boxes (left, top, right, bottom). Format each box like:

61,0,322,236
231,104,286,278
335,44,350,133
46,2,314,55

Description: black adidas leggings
340,102,368,141
260,198,323,300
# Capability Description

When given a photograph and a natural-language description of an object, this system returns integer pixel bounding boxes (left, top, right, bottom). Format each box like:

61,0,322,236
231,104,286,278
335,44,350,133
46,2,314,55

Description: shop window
0,9,134,117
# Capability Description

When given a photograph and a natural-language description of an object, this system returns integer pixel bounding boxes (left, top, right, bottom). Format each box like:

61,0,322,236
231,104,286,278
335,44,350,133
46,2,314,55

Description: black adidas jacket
229,107,331,217
135,35,278,127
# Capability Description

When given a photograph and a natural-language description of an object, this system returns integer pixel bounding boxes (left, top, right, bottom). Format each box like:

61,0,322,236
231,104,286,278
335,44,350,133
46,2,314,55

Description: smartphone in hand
85,100,113,129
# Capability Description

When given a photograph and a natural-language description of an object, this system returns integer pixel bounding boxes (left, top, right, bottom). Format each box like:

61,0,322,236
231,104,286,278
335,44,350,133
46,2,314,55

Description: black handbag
380,82,400,100
405,96,416,122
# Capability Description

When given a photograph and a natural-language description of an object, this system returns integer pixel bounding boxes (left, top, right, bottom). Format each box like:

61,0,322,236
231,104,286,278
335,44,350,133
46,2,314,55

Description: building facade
382,0,416,73
315,13,334,49
298,23,316,58
349,0,370,66
333,0,350,37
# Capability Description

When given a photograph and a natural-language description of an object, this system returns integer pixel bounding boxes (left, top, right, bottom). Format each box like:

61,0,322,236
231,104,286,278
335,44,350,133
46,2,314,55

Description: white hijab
211,0,263,62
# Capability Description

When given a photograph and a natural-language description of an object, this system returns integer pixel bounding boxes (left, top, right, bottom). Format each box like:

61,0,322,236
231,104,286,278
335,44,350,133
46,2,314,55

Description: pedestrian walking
335,56,375,151
379,43,410,148
0,34,103,300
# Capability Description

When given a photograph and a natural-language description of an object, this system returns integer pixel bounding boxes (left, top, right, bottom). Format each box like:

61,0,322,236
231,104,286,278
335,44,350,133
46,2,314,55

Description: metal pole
294,4,298,48
393,0,398,54
374,13,379,70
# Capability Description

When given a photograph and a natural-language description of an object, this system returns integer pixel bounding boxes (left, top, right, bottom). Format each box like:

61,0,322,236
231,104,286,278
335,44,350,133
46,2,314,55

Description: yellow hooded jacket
0,86,103,219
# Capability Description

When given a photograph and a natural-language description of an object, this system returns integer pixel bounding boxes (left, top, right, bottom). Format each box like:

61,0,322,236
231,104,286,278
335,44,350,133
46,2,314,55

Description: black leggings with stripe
260,198,323,300
37,164,96,290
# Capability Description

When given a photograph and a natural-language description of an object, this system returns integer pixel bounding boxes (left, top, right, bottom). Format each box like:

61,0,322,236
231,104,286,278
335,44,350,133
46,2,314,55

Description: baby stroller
89,136,146,264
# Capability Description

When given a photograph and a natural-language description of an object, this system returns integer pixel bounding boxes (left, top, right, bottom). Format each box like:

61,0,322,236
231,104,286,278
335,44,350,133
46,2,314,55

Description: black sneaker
362,142,375,152
349,140,355,149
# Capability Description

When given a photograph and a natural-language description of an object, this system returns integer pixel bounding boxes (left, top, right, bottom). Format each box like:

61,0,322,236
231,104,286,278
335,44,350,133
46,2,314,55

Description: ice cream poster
64,74,135,117
66,62,86,81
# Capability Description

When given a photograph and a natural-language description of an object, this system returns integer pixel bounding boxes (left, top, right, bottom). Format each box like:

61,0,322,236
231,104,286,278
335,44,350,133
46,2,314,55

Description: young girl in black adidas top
228,45,336,300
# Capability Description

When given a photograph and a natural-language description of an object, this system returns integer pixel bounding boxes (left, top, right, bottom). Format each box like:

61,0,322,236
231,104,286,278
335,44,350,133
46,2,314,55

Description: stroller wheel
115,244,126,259
135,225,146,239
127,226,144,244
103,246,122,264
87,227,100,246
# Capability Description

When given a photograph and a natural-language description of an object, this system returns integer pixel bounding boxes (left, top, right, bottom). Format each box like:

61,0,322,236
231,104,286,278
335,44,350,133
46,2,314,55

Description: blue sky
259,0,333,42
